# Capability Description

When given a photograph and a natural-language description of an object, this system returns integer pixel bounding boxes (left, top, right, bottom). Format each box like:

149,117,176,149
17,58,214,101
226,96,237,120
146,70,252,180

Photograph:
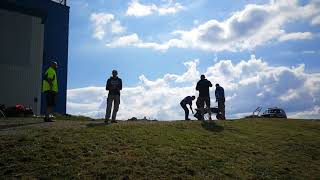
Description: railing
51,0,67,6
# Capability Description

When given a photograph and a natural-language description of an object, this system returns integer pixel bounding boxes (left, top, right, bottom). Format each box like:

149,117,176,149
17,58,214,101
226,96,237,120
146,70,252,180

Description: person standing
180,96,195,120
42,61,58,122
215,83,226,120
105,70,122,123
196,75,213,120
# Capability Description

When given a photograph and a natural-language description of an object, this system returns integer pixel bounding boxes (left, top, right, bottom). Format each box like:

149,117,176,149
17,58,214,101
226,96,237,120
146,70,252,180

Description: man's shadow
201,120,224,132
0,121,45,130
86,122,111,128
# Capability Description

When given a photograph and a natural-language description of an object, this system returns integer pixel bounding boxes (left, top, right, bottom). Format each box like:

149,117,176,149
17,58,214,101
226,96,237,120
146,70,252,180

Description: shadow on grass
0,121,45,130
86,122,111,128
201,121,224,132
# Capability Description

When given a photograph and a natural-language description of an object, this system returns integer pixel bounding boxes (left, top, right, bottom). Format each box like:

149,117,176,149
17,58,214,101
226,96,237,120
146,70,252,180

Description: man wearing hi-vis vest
42,61,58,122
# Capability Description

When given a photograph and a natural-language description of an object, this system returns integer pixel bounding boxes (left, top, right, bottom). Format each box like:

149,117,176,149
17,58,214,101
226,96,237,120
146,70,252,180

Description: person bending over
180,96,196,120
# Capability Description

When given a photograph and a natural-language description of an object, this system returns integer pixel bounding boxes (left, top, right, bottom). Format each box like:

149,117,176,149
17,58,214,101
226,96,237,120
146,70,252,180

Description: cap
51,61,58,65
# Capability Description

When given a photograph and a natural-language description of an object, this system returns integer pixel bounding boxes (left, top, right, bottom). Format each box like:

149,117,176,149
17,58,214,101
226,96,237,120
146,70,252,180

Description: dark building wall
0,0,69,114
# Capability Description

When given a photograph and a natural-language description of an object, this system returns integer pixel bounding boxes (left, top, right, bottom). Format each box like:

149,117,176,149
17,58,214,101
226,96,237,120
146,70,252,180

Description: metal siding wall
0,9,44,114
30,15,44,115
1,0,69,115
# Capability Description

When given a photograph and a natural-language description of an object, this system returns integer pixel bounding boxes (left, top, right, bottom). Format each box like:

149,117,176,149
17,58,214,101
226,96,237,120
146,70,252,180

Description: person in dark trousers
42,61,58,122
105,70,122,123
180,96,196,120
215,83,226,120
196,74,213,120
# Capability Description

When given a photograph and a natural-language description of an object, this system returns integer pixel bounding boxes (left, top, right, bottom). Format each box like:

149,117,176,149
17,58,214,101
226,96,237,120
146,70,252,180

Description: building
0,0,69,115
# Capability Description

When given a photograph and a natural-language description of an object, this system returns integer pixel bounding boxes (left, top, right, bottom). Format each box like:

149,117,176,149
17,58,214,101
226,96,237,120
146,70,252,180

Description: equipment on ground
0,104,34,118
245,106,262,118
194,106,223,120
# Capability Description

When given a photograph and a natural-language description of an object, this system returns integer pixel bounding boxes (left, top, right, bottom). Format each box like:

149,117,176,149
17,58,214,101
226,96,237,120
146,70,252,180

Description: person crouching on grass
180,96,196,120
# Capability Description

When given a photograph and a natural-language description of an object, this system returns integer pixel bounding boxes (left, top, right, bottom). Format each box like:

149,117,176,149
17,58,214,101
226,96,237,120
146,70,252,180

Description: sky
67,0,320,120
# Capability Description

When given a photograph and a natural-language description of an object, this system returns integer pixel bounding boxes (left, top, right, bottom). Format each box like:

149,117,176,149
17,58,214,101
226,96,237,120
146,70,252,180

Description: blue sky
67,0,320,120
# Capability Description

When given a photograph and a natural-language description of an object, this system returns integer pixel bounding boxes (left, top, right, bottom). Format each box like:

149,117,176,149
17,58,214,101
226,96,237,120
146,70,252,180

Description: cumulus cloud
67,55,320,120
126,0,184,17
311,15,320,25
90,13,126,40
290,106,320,119
302,50,317,54
106,33,140,47
278,32,313,42
112,0,320,52
105,33,187,51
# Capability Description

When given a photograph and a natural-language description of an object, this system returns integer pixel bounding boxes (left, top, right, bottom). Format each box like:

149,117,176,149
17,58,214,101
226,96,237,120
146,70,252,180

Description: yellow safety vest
42,67,58,92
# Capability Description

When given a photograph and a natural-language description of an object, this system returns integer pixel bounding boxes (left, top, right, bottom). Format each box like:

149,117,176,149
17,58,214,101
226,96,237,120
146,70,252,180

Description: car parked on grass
261,107,287,118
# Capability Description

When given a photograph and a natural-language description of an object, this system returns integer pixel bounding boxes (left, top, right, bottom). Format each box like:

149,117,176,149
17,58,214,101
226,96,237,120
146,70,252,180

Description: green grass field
0,118,319,179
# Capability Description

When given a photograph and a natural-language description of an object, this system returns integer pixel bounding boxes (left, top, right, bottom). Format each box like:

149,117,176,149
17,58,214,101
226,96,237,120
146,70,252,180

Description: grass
0,118,319,179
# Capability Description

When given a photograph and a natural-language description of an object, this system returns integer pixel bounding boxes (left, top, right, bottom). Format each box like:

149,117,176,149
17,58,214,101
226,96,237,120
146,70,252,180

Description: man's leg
45,106,53,121
220,100,226,120
111,95,120,122
205,97,212,120
196,97,205,120
181,104,189,120
44,92,49,119
44,91,55,122
218,100,225,120
105,95,114,121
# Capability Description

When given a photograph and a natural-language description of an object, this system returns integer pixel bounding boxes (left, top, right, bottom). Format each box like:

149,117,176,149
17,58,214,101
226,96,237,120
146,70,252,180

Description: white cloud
311,15,320,25
111,20,126,34
106,33,187,51
303,50,316,54
290,106,320,119
67,55,320,120
90,13,126,40
278,32,313,42
106,33,140,47
90,13,114,40
114,0,320,52
126,0,184,17
157,2,184,15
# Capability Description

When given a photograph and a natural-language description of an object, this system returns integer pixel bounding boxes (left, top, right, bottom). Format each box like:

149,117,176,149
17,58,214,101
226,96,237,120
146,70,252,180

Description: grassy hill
0,118,319,179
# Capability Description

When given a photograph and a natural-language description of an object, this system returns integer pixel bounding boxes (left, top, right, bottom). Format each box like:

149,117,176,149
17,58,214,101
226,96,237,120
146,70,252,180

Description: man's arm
106,79,110,91
208,80,213,87
222,87,225,98
119,79,122,90
215,89,218,102
196,82,200,90
189,104,194,114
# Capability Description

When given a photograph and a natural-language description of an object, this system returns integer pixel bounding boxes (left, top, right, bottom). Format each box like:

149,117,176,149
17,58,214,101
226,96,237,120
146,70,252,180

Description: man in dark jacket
105,70,122,123
215,83,226,120
196,75,213,120
180,96,195,120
